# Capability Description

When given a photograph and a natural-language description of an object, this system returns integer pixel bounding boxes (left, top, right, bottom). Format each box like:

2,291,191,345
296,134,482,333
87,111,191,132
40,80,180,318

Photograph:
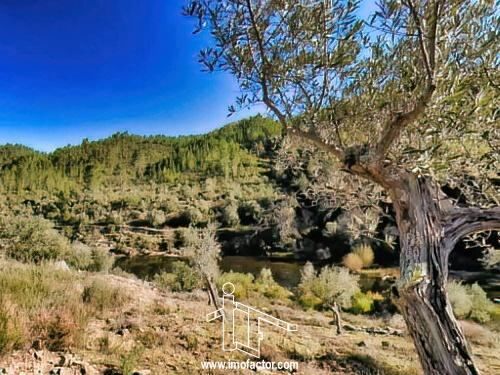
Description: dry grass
0,259,498,374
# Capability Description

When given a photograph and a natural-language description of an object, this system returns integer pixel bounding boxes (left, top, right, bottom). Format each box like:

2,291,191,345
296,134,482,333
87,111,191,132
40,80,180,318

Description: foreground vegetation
0,211,497,374
0,256,498,374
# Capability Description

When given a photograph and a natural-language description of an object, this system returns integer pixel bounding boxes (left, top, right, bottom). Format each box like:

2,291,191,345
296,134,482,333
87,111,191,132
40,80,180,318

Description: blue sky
0,0,375,152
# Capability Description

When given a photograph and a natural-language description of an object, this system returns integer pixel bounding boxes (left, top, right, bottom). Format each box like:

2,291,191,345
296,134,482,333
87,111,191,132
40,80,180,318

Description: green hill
0,115,281,194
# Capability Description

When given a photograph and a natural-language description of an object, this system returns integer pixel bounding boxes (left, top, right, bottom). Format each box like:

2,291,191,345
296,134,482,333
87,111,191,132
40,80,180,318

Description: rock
116,328,130,336
0,368,7,374
53,260,70,271
356,341,366,347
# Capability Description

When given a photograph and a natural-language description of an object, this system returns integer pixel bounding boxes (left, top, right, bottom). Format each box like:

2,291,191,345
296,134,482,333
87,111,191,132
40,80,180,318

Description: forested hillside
0,115,281,193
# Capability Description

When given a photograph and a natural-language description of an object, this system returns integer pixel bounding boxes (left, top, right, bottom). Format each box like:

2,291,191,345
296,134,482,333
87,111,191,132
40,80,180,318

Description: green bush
469,283,493,323
255,268,291,300
66,242,94,270
448,281,472,319
153,261,202,292
222,201,240,227
0,216,70,264
350,292,374,314
217,271,255,299
65,243,113,273
448,281,493,323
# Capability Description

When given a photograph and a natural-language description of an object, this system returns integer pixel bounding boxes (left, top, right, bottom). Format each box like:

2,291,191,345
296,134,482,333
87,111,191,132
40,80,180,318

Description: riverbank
115,254,500,299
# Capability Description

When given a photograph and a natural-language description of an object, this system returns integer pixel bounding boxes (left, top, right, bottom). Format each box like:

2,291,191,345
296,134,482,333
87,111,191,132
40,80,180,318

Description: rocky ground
0,273,498,375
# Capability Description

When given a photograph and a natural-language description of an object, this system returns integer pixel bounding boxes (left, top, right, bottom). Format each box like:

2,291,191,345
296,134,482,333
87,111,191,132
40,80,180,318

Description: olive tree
182,224,222,309
185,0,499,373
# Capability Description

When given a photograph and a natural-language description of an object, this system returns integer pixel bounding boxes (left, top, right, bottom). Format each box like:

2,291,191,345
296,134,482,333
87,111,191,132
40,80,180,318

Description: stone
53,260,70,271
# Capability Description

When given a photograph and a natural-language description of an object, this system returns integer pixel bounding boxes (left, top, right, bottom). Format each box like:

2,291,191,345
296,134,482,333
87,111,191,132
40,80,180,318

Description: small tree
185,1,499,372
297,262,359,334
182,224,222,309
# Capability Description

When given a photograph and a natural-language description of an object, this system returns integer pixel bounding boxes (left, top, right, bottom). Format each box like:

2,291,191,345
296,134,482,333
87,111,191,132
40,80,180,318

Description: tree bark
329,302,342,335
391,174,480,375
204,274,221,311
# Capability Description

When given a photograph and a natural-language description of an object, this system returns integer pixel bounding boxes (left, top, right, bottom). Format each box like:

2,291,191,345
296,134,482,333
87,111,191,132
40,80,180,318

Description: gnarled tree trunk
391,174,480,374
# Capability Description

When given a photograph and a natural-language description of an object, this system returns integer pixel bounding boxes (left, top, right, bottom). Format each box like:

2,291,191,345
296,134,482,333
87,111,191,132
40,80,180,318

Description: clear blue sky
0,0,374,152
0,0,263,151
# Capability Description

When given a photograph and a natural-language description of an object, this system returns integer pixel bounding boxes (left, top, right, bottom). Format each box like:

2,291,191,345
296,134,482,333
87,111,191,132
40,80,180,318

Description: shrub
222,201,240,227
342,253,363,272
147,209,166,227
217,272,255,299
343,244,375,271
448,281,472,319
82,279,129,312
353,244,374,268
468,283,493,323
0,261,75,310
448,281,493,323
89,248,114,273
65,243,113,273
66,241,93,270
0,261,90,353
153,261,202,292
0,216,70,264
297,263,360,310
350,292,374,314
255,268,291,300
31,305,88,351
153,272,178,291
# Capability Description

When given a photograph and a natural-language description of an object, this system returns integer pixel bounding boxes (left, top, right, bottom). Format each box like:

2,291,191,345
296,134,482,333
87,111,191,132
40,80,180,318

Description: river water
116,255,499,299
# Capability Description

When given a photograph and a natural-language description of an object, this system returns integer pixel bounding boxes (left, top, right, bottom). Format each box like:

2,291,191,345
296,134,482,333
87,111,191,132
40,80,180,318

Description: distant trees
0,116,281,195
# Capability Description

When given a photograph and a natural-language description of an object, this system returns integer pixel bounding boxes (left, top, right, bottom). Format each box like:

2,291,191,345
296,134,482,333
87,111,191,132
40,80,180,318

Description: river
115,255,499,299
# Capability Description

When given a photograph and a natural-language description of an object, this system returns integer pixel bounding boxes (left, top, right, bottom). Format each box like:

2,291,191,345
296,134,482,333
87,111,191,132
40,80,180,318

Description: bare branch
443,206,500,253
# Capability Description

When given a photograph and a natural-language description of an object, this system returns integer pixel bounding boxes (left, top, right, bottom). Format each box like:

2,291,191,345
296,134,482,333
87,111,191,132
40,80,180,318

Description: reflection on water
116,255,499,298
115,255,303,287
